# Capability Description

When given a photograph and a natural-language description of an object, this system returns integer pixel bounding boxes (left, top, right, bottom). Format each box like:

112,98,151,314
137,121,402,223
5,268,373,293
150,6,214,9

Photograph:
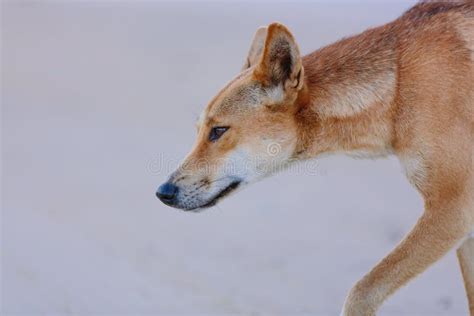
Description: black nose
156,182,179,204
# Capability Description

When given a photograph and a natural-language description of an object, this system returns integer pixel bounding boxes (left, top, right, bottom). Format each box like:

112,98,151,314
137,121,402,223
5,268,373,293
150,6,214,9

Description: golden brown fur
296,2,474,314
158,2,474,314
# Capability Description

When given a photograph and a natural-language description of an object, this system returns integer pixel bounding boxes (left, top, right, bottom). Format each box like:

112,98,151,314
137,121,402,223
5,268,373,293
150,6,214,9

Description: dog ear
242,26,267,71
254,23,304,91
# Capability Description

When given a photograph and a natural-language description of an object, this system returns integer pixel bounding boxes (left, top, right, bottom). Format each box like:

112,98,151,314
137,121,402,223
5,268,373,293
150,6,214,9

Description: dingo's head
157,23,305,211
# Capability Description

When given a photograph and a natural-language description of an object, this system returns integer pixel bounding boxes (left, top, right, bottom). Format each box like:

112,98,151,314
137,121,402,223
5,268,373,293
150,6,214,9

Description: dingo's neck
294,24,398,160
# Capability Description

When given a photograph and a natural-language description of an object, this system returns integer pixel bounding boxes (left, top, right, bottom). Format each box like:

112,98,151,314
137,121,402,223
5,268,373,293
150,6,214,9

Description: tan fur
160,1,474,314
242,27,268,70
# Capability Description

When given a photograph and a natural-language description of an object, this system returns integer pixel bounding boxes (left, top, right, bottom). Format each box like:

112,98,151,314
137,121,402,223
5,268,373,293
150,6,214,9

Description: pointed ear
254,23,304,91
242,26,267,71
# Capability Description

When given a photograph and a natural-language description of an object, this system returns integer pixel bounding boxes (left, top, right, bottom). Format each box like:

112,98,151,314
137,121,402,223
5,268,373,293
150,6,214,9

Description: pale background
1,1,470,315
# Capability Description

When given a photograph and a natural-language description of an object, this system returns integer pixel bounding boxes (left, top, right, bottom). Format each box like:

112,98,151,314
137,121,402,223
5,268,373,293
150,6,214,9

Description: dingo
156,2,473,315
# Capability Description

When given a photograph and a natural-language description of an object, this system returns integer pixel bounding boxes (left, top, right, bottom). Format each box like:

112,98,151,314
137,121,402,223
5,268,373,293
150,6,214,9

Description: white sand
2,1,469,315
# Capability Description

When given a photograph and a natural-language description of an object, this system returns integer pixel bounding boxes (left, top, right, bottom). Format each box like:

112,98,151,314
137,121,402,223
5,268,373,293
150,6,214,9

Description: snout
156,175,242,211
156,182,179,206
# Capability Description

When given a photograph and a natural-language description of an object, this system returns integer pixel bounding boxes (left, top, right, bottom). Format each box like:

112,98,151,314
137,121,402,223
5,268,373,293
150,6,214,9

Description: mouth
190,180,241,210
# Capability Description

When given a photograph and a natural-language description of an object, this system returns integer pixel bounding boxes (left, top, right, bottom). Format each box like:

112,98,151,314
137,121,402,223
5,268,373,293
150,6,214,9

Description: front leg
457,233,474,314
341,205,472,316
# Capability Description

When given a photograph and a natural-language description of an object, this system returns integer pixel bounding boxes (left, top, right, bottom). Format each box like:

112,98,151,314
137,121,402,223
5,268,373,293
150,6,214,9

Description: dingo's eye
209,127,229,142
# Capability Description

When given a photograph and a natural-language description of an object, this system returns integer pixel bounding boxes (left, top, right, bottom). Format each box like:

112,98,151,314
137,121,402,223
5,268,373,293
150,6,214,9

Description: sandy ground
1,1,470,315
